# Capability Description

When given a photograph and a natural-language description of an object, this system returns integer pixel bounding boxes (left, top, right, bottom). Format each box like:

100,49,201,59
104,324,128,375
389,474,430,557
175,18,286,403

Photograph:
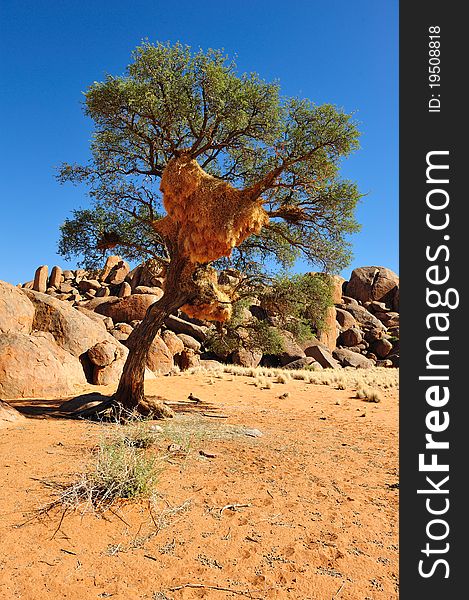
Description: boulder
232,348,263,368
372,338,393,359
301,337,330,354
118,282,132,298
345,266,399,306
74,306,113,331
165,314,208,343
305,345,342,369
95,294,160,323
177,333,202,352
0,400,26,427
333,348,373,369
345,305,386,330
134,285,165,295
161,330,184,356
0,281,35,334
78,279,102,293
283,357,317,370
88,340,122,367
49,266,63,288
111,323,134,342
318,306,338,351
278,331,306,366
335,307,358,330
33,265,48,293
340,327,362,347
0,331,87,398
100,256,122,282
179,348,201,370
22,289,126,359
364,327,386,343
146,336,173,374
138,259,166,287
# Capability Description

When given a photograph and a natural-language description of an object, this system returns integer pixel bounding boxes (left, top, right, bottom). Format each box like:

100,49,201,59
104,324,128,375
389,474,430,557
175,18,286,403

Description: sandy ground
0,371,398,600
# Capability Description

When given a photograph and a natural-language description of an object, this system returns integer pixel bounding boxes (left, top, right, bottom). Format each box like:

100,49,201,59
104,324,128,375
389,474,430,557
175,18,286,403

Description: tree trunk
112,253,195,417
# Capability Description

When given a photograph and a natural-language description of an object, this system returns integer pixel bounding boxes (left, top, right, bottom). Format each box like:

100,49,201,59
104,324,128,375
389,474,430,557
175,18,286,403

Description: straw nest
181,266,233,322
155,154,269,264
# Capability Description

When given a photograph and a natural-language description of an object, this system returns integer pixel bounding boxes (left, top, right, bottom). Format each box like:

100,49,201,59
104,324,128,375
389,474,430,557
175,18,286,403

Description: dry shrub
156,154,269,264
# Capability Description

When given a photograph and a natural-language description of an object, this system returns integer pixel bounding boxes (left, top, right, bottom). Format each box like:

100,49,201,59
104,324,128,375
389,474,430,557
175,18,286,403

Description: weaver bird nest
154,154,269,264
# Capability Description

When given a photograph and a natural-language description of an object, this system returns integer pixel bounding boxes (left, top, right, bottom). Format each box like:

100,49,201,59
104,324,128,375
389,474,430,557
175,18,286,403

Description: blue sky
0,0,398,285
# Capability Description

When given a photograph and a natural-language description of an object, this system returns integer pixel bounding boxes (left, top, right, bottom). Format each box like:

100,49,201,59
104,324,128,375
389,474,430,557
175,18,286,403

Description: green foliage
206,297,284,357
260,273,334,339
58,41,362,274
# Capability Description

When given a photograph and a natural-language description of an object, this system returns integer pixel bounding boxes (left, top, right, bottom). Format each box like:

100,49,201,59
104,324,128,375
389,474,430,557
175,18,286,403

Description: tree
58,41,361,417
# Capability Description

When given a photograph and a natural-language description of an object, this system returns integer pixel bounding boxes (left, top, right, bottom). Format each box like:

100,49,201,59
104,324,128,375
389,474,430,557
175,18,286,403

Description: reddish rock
333,348,373,369
372,338,393,358
335,308,358,330
134,285,165,296
95,294,160,323
100,256,122,282
340,327,362,347
318,306,338,351
22,289,126,359
0,399,25,427
179,348,201,370
118,282,132,297
49,266,63,288
88,340,121,367
111,323,134,342
33,265,48,293
305,345,341,369
346,266,399,307
146,336,174,374
106,260,131,285
0,281,35,335
232,348,263,368
0,331,87,398
177,333,201,352
161,330,184,356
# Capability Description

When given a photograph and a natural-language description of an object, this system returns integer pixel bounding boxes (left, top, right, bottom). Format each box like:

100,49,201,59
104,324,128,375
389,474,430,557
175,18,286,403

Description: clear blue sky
0,0,398,285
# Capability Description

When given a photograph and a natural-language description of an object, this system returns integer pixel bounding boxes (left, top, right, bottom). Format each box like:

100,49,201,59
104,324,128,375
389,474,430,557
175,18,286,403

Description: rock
146,336,174,374
243,428,263,438
372,338,393,358
106,260,131,285
78,279,102,293
199,359,225,370
340,327,362,347
111,323,134,342
367,300,389,313
100,256,122,282
333,348,373,369
346,266,399,306
22,289,126,359
278,330,306,366
301,337,330,353
33,265,48,293
49,266,63,288
95,294,160,323
83,296,119,311
340,296,359,307
318,306,338,351
249,304,269,321
376,359,393,368
305,345,342,369
74,269,88,283
364,327,385,343
95,286,111,298
74,306,113,331
138,259,166,287
345,305,386,330
335,307,358,330
178,348,201,370
283,357,316,370
134,285,165,296
0,399,25,427
161,330,185,356
59,282,76,293
0,281,35,334
63,270,74,280
22,281,34,289
177,333,202,352
165,314,208,343
0,331,87,398
88,340,121,367
232,348,263,368
118,282,132,298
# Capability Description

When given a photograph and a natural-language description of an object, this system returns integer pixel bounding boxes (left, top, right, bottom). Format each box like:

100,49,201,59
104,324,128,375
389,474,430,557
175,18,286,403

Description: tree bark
112,252,195,417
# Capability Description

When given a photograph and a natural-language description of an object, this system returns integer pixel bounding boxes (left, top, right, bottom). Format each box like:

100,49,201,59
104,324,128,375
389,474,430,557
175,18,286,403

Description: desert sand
0,369,398,599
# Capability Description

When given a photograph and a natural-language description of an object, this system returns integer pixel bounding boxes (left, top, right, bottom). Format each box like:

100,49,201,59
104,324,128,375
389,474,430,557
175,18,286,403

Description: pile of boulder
0,258,399,399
